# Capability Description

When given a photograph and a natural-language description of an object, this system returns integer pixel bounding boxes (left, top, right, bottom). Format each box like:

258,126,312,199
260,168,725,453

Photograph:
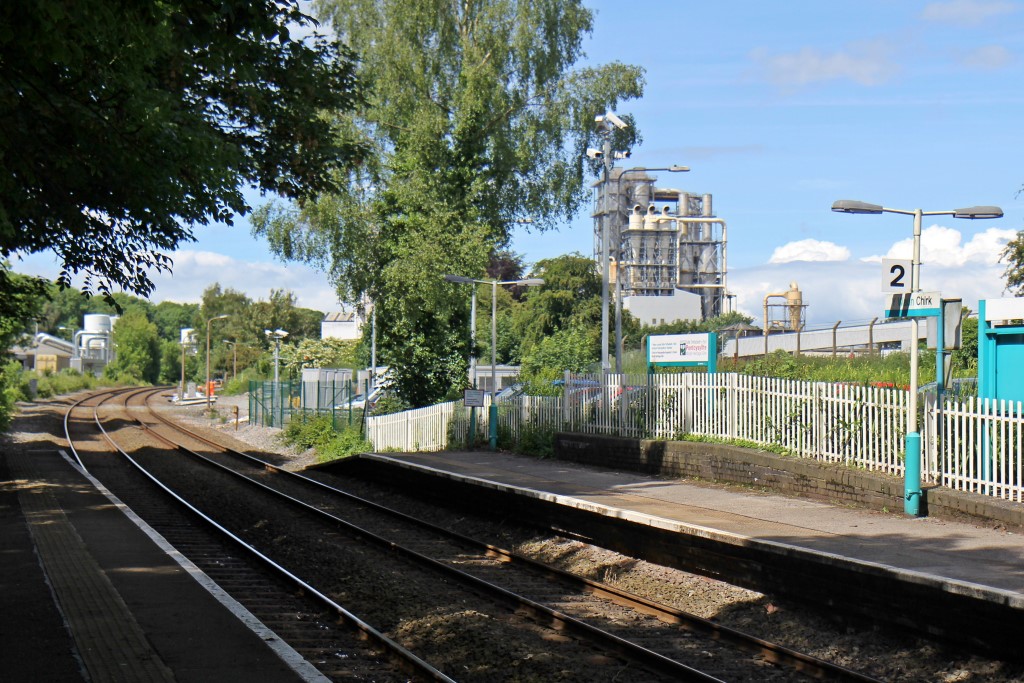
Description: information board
647,333,717,370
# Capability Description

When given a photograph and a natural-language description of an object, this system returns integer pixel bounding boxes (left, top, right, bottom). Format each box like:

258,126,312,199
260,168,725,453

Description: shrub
280,413,372,463
0,360,23,430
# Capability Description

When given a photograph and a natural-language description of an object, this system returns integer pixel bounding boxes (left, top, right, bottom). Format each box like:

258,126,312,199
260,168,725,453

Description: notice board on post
646,333,717,372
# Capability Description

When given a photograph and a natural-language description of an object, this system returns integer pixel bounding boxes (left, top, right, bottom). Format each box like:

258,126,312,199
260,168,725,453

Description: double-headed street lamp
445,274,544,450
205,315,230,411
265,329,289,383
831,200,1003,516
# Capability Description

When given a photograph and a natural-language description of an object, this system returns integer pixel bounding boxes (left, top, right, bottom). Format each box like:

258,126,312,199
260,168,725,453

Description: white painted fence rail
365,372,1024,504
925,397,1024,502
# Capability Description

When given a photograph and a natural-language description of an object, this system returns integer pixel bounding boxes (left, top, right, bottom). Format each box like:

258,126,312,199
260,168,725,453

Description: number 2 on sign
889,263,905,288
881,258,911,292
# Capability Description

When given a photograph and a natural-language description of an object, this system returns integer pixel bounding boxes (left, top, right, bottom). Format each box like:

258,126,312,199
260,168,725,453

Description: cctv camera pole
600,129,613,374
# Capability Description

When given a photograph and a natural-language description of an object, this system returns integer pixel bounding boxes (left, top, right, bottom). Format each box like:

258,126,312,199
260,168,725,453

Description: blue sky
16,0,1024,327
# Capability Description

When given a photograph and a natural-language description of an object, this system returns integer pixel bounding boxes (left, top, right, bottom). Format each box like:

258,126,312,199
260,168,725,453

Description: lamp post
831,200,1003,516
445,274,544,450
205,315,229,411
179,328,195,401
223,340,237,382
265,329,289,383
613,166,690,372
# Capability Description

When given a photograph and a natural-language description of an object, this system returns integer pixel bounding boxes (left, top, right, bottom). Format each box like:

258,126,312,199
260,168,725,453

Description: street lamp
265,329,289,383
179,328,195,401
831,199,1003,516
612,166,690,372
205,315,229,411
445,274,544,450
223,340,237,382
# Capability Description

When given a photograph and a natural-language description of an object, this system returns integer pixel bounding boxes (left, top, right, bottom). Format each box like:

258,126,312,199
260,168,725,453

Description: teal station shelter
978,298,1024,404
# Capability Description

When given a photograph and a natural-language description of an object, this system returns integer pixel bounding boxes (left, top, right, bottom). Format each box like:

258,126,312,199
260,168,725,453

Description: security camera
595,112,629,131
586,148,603,159
613,150,631,159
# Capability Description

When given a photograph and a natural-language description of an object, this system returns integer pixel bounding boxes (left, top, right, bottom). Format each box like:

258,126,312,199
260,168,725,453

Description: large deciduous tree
0,0,364,301
253,0,644,406
1001,232,1024,296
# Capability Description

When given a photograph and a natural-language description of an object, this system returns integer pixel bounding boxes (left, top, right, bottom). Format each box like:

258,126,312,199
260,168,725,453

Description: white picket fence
365,372,1024,503
924,397,1024,502
367,373,906,469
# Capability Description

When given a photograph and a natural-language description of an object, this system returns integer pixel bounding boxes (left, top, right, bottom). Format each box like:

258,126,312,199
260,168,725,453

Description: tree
104,310,160,383
0,1,364,302
152,301,200,342
506,253,603,357
1001,231,1024,296
253,0,644,406
0,264,49,350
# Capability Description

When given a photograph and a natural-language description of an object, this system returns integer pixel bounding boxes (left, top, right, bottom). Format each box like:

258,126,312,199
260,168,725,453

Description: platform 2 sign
647,332,717,371
884,291,942,319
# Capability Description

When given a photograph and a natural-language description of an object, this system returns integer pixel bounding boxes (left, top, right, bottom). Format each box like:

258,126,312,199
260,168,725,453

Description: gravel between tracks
10,390,1024,682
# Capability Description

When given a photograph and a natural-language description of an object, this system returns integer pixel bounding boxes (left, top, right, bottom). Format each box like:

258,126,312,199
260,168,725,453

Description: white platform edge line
59,449,330,683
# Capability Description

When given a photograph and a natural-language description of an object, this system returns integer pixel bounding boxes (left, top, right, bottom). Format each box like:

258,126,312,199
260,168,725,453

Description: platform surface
1,408,322,683
363,450,1024,598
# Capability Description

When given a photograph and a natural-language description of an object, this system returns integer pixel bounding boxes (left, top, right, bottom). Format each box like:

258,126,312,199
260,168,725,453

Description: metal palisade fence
261,372,1024,503
367,373,908,472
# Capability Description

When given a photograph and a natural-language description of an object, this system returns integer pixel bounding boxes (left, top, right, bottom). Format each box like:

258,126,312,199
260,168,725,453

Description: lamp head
443,274,475,284
831,200,883,214
953,206,1003,219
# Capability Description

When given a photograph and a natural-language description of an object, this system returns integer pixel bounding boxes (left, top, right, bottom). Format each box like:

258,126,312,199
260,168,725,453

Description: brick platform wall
554,433,1024,530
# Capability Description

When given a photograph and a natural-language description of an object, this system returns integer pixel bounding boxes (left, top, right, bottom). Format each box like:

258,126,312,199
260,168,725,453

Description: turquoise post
489,403,498,450
905,432,922,515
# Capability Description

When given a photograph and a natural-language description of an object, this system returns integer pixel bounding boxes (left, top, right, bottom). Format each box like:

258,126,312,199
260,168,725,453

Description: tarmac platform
7,423,1024,679
1,442,322,682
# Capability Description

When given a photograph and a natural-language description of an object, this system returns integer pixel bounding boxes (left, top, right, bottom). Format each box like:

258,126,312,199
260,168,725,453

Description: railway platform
352,449,1024,595
338,448,1024,655
0,408,323,683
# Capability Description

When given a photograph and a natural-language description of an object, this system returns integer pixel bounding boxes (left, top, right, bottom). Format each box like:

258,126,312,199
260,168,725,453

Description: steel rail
140,388,883,683
87,388,455,683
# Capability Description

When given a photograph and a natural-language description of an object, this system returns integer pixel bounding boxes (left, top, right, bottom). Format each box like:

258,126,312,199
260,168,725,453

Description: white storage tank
80,314,112,356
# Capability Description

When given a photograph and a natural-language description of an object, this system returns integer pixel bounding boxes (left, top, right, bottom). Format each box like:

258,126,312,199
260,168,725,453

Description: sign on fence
463,389,485,407
647,333,717,371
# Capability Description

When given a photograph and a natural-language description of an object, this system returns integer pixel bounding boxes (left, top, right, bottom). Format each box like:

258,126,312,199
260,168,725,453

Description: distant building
593,167,728,323
12,333,74,373
623,292,702,326
321,311,363,340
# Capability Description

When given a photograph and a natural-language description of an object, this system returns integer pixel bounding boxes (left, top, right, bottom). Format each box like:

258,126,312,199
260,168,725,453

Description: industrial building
592,168,727,324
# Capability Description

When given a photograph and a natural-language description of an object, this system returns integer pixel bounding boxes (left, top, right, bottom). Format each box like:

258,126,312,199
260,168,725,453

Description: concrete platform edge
358,452,1024,612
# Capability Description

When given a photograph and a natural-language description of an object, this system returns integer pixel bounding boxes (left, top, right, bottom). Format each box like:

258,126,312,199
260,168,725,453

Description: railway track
67,386,884,682
64,387,450,683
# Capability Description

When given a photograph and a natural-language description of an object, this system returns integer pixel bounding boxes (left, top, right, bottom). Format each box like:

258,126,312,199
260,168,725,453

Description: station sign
648,333,711,364
884,291,941,319
881,258,912,293
463,389,485,407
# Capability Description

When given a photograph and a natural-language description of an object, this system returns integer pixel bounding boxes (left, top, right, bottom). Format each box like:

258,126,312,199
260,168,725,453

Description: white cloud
750,40,896,87
730,259,1009,326
921,0,1018,24
150,250,342,312
769,239,850,264
735,225,1017,324
11,248,343,313
866,225,1016,267
961,44,1013,70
